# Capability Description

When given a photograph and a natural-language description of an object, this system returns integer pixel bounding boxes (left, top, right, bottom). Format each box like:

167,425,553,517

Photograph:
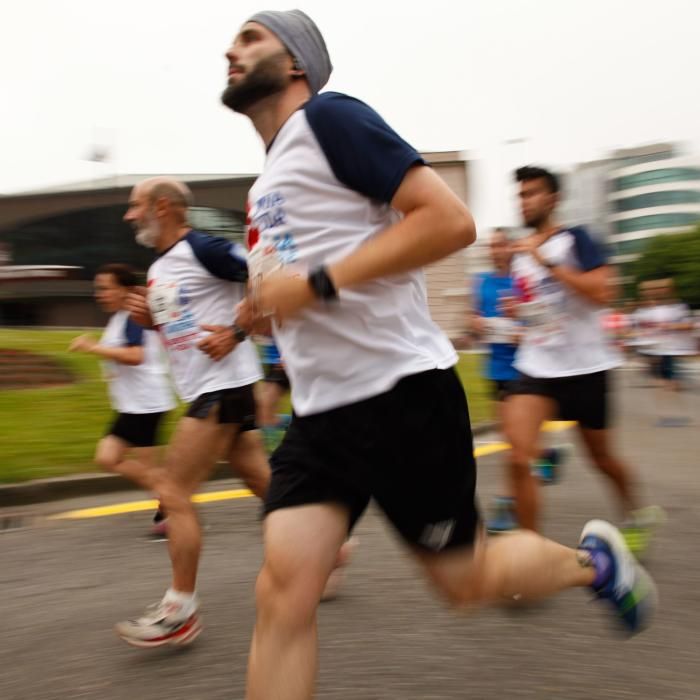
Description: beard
134,212,160,248
221,50,289,113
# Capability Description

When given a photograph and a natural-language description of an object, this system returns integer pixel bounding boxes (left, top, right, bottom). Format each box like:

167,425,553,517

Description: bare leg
94,436,160,492
246,504,350,700
258,381,286,427
578,426,638,517
228,429,271,499
155,414,237,593
502,394,555,530
416,530,595,608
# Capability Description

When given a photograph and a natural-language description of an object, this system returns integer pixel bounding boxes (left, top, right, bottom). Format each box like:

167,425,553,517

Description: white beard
135,217,160,248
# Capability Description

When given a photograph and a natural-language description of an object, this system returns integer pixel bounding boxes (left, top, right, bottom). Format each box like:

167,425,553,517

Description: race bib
519,281,567,348
148,281,180,326
148,281,199,352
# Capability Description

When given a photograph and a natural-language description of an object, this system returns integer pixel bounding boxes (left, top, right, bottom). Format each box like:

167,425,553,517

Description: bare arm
69,335,144,365
255,166,476,320
545,265,615,306
328,166,476,290
512,237,614,306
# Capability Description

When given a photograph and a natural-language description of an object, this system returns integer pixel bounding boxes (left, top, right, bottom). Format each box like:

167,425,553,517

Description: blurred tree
632,224,700,308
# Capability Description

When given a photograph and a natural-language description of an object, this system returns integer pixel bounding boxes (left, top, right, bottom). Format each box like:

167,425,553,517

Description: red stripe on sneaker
148,615,199,643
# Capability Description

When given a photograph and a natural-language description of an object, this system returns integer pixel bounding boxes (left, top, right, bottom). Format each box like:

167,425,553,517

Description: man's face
222,23,292,113
94,273,126,313
489,232,511,270
518,178,557,228
123,185,160,248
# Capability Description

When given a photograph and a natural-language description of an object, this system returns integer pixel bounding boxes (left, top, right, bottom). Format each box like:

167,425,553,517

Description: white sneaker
115,597,202,648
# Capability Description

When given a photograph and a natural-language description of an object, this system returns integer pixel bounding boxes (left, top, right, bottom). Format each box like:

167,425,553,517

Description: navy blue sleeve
186,230,248,282
124,317,145,347
571,226,606,271
305,92,426,203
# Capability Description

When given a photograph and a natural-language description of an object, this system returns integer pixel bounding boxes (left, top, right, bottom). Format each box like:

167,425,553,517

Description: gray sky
1,0,698,229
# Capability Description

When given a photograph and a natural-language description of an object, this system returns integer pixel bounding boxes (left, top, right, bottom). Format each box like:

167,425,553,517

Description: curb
0,422,497,509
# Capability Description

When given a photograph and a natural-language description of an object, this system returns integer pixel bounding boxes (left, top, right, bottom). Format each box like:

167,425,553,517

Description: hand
125,287,154,328
510,237,547,267
236,298,273,336
69,334,97,353
255,270,315,323
197,325,238,361
470,315,486,336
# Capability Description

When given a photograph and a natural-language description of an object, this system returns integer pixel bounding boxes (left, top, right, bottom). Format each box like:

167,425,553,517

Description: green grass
0,329,492,483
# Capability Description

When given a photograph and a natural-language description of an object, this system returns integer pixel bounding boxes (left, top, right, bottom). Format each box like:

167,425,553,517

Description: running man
504,165,662,552
637,278,695,426
69,263,176,502
470,229,568,534
222,12,657,699
115,177,270,647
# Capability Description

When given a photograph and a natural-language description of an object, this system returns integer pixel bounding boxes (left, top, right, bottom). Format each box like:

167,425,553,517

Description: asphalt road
2,370,699,699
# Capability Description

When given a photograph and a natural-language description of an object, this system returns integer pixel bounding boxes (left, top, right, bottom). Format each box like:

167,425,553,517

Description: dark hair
515,165,560,194
96,263,139,288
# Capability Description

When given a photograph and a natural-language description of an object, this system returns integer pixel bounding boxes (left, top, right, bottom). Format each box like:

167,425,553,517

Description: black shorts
107,411,167,447
264,362,290,391
652,355,678,381
508,370,609,430
264,369,480,553
490,379,515,402
186,385,257,428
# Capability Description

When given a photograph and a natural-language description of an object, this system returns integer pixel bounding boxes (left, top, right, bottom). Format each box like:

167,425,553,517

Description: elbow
448,208,476,251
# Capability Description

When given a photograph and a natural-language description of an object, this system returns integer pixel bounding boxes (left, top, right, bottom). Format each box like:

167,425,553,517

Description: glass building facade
0,204,245,325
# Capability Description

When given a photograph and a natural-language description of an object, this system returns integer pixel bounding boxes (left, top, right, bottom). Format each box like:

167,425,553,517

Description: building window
614,190,700,212
614,168,700,190
614,213,699,234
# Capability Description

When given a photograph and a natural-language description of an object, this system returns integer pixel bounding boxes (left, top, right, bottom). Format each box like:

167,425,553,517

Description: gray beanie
247,9,332,95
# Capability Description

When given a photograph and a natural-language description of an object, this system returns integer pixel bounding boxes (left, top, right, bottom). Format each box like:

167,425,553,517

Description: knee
94,446,118,472
255,562,322,629
508,449,533,476
429,570,483,609
153,475,191,512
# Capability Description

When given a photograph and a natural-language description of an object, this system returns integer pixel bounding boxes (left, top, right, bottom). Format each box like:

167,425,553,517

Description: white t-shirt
637,303,695,356
147,230,262,402
100,310,176,414
246,92,457,416
512,226,621,377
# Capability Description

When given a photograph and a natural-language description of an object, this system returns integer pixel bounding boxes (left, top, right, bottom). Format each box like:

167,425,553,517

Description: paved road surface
2,371,699,699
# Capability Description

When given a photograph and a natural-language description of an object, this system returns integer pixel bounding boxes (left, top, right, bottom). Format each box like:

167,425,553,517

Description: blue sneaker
578,519,657,635
533,444,572,484
486,496,517,534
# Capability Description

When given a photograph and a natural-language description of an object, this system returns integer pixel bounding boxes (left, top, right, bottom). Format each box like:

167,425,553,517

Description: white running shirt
100,310,176,414
511,226,621,378
147,230,262,402
246,92,457,416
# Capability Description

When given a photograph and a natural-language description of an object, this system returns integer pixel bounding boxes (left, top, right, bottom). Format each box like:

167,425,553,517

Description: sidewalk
0,422,498,508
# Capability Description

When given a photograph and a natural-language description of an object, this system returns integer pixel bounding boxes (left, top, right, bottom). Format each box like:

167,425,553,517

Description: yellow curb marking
51,421,575,520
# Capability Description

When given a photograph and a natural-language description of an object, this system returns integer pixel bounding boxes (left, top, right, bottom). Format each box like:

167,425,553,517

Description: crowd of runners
58,8,700,700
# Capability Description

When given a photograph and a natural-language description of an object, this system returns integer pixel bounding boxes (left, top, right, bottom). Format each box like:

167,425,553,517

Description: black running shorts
264,369,480,553
490,379,514,402
187,384,257,427
107,411,167,447
508,370,610,430
263,362,291,391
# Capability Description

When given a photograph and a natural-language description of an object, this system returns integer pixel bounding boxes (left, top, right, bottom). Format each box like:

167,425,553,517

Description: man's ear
291,56,304,76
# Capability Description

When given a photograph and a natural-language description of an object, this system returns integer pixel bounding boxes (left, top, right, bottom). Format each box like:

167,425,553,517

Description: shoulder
185,230,248,282
565,225,606,271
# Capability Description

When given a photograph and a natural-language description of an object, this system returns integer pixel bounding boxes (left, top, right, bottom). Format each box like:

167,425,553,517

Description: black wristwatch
308,265,338,301
231,324,247,342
